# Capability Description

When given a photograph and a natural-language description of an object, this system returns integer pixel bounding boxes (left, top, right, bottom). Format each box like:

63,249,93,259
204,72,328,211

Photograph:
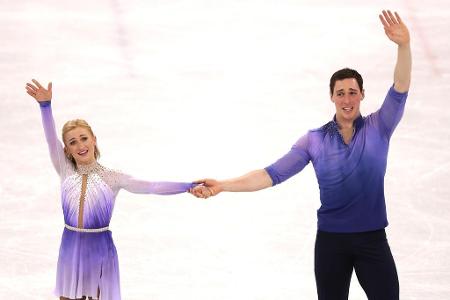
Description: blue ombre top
265,86,408,233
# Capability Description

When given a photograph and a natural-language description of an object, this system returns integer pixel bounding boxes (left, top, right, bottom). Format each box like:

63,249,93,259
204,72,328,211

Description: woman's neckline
76,161,101,175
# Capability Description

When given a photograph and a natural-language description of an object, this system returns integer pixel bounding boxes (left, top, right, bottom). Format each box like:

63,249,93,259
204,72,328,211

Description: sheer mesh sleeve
39,101,73,179
264,133,311,186
372,86,408,139
116,172,195,195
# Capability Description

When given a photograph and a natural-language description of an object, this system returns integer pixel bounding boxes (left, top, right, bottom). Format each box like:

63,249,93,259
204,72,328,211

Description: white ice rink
1,0,449,299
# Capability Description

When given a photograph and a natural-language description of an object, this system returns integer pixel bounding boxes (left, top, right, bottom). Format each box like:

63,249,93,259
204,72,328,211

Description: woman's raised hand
26,79,52,102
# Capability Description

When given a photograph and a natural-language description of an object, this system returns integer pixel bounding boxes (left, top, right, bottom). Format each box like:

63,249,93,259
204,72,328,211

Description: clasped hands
189,179,220,199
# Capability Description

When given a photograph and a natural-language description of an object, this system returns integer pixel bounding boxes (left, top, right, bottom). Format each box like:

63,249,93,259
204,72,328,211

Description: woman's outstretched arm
118,172,196,195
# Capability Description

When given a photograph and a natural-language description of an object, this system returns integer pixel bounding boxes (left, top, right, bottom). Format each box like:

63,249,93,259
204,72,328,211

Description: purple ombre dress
39,101,194,300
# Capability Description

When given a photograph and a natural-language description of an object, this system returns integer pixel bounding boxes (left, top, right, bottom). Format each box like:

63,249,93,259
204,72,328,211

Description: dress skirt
54,228,121,300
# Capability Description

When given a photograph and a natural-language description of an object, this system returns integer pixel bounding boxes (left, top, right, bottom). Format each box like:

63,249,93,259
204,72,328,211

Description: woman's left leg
353,229,399,300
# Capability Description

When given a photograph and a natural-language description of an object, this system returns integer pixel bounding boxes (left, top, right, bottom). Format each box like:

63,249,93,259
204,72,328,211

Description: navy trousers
314,229,399,300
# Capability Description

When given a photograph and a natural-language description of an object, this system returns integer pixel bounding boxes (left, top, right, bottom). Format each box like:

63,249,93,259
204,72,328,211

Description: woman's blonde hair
62,119,100,168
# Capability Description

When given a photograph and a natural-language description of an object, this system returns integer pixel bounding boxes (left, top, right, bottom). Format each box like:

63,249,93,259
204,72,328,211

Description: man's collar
332,114,364,131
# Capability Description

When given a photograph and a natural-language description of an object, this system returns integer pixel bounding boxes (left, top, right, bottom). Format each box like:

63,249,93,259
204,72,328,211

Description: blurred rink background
1,0,449,299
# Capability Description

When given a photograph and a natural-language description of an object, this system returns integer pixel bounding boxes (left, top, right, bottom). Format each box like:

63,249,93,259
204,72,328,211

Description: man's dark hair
329,68,363,95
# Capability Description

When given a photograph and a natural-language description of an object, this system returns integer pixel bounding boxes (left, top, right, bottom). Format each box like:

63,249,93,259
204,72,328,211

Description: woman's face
331,78,364,125
64,127,97,166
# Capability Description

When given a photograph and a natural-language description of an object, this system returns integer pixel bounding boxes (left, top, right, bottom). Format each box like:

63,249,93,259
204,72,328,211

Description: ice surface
1,0,449,299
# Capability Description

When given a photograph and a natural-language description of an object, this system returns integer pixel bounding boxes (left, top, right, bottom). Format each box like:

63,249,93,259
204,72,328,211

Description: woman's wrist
39,100,51,107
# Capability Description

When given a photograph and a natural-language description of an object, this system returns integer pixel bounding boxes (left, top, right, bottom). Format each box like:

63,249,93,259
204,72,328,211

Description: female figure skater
26,80,195,300
191,10,411,300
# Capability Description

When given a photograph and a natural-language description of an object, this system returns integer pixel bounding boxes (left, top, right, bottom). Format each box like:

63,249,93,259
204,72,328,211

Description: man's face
331,78,364,124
